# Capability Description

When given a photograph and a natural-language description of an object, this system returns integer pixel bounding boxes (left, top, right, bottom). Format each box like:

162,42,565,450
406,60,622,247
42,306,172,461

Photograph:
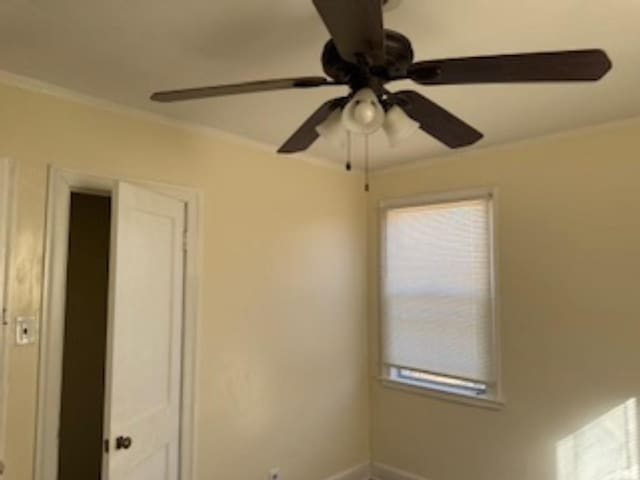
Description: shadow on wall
557,398,639,480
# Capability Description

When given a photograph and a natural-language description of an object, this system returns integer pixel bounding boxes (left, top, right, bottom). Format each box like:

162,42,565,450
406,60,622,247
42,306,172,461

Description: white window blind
381,194,495,386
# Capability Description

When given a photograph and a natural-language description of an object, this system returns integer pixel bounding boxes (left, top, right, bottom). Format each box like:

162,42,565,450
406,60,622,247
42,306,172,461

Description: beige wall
0,80,370,480
5,74,640,480
368,119,640,480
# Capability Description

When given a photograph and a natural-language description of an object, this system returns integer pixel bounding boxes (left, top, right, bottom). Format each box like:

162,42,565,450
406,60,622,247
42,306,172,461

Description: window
380,190,499,403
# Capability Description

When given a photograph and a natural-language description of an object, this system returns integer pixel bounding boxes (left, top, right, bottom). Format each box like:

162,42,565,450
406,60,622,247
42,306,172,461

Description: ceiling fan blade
409,49,612,85
151,77,336,102
312,0,385,65
393,90,483,148
278,97,348,154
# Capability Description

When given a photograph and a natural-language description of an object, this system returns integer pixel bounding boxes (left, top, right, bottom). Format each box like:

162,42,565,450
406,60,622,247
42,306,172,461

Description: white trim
378,186,494,210
4,68,640,176
373,114,640,175
378,377,503,410
0,158,16,472
371,463,429,480
0,69,341,172
324,462,371,480
35,169,71,480
377,187,504,407
4,67,640,176
35,167,201,480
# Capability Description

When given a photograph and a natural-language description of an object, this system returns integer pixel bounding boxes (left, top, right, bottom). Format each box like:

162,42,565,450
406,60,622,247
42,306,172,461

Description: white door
105,182,185,480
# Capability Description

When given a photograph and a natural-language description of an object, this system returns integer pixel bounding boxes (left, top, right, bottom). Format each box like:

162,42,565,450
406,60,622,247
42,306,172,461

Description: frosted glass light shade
342,88,385,135
316,109,346,148
383,105,420,147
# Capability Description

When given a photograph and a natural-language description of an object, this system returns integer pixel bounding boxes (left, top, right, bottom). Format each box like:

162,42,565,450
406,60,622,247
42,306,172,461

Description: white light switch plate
16,316,38,345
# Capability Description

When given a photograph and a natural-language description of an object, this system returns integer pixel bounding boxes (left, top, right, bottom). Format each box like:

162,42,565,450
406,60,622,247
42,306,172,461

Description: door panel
125,447,168,480
106,182,185,480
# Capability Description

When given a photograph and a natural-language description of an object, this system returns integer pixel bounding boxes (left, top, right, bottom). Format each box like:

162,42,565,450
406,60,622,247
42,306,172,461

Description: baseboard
324,462,371,480
322,461,428,480
371,462,429,480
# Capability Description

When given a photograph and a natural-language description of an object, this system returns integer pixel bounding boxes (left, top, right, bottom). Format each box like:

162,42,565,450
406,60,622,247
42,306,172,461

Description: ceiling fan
150,0,612,154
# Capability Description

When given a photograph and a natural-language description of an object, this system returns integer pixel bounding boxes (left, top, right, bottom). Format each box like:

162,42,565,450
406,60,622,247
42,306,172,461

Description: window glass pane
395,368,487,394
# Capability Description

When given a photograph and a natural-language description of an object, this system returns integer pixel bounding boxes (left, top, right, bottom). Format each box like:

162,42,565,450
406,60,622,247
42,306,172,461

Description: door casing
35,167,201,480
0,158,16,476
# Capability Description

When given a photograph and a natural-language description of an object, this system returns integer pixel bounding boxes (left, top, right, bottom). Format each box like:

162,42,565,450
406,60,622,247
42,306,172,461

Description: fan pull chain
364,134,370,192
345,131,352,171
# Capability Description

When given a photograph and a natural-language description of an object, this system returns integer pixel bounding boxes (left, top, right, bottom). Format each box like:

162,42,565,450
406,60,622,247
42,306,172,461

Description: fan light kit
151,0,613,168
383,105,420,146
315,88,419,147
341,88,385,134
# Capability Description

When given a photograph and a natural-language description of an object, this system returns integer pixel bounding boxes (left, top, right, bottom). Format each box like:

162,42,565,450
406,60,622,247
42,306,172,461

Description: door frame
35,166,202,480
0,158,16,474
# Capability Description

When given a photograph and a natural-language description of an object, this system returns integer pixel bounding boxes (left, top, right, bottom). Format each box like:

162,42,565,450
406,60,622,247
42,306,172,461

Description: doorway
36,168,200,480
58,193,111,479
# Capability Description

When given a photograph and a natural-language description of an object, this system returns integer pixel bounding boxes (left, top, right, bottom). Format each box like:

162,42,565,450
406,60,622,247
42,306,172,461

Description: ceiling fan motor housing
321,29,414,89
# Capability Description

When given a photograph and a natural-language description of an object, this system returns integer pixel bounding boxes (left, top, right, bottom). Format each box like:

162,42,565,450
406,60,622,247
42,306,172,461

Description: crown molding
0,69,343,172
375,114,640,176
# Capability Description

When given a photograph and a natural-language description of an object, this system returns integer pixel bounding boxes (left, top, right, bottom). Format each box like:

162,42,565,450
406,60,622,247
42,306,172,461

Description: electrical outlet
268,467,280,480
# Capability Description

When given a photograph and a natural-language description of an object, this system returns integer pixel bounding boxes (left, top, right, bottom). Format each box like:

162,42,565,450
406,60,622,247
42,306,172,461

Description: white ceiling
1,0,639,168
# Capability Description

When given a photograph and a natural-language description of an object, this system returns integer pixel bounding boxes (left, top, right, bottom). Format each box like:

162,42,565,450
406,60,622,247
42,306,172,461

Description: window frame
378,187,503,409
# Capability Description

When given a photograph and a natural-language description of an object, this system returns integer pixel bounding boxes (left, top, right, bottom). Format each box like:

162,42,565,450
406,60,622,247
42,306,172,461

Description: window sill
379,377,505,410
